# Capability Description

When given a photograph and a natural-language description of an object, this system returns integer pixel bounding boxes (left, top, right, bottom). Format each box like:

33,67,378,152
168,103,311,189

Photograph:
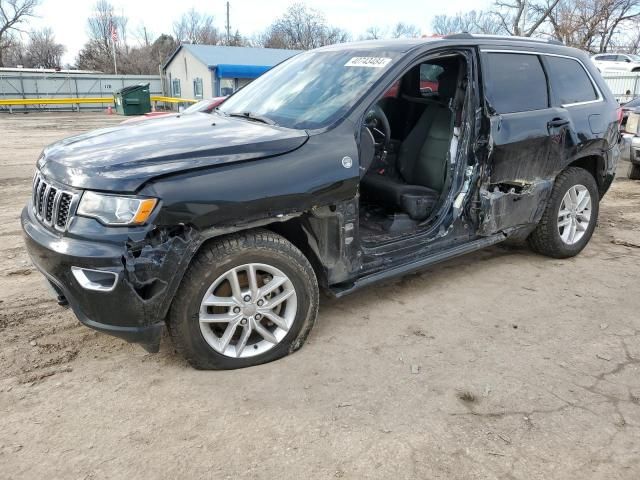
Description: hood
39,112,308,192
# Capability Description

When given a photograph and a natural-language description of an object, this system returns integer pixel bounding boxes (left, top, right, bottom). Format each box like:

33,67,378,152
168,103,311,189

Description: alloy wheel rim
199,263,297,358
557,184,592,245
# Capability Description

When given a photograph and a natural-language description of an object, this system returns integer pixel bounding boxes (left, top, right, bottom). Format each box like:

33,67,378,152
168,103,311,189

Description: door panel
477,109,563,235
478,50,560,235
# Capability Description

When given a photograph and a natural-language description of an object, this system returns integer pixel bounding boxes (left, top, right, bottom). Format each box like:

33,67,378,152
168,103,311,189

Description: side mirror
626,58,632,63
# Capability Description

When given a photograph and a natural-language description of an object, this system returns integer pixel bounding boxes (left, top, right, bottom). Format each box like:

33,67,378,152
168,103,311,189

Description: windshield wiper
228,111,276,125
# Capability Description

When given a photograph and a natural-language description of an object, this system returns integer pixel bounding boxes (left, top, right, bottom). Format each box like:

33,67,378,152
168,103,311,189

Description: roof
0,67,101,74
163,44,301,70
316,34,568,54
316,38,434,53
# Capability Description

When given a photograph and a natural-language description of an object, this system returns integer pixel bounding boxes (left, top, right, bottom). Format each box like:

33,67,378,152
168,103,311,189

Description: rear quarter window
483,53,548,114
544,56,598,105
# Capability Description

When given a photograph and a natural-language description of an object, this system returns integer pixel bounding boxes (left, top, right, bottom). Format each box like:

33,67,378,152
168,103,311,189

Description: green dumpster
113,83,151,116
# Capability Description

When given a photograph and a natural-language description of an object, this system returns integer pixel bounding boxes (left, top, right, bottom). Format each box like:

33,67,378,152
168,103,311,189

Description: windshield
629,54,640,62
218,50,400,129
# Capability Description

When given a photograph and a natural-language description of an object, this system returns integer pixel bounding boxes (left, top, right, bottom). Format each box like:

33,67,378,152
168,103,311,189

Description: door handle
548,118,570,128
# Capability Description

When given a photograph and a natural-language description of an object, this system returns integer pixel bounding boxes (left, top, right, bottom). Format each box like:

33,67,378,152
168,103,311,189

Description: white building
162,44,300,99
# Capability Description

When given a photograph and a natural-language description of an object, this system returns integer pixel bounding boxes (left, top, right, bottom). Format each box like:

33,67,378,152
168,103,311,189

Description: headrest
436,67,458,100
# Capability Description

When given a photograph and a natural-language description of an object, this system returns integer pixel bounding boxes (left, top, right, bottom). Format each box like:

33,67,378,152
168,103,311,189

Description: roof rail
443,32,563,46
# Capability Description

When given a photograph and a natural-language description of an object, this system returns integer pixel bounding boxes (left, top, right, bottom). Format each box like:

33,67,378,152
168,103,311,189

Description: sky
26,0,494,65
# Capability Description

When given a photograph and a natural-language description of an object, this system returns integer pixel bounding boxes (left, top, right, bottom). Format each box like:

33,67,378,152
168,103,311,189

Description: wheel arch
566,154,606,196
264,216,329,289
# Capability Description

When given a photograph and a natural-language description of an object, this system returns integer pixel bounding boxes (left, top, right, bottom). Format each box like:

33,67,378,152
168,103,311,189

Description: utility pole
226,1,231,45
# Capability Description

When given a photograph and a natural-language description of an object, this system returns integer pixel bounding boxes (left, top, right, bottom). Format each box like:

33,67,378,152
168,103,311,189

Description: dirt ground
0,112,639,479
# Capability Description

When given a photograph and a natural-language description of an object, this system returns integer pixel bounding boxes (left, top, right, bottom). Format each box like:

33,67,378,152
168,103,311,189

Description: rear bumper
21,205,196,352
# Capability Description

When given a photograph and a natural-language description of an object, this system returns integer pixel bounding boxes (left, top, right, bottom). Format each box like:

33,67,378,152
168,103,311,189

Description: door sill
329,233,506,297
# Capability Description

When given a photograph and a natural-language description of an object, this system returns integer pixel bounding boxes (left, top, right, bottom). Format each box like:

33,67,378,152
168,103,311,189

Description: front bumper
21,205,196,352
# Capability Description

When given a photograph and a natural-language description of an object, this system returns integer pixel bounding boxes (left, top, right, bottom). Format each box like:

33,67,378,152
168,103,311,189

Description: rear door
540,53,605,162
477,50,567,235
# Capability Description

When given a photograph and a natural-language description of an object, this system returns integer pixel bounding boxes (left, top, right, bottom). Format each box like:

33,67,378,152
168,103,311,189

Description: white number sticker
344,57,392,68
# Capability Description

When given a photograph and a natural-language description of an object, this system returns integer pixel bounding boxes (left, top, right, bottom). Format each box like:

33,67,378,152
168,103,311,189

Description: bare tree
173,8,221,45
2,39,23,65
87,0,126,52
259,3,349,50
493,0,561,36
77,0,127,72
362,25,385,40
78,33,177,74
597,0,640,51
390,22,421,38
150,33,177,65
225,29,248,47
432,10,504,35
77,1,181,73
24,27,64,67
0,0,39,67
134,23,152,47
619,16,640,52
543,0,640,51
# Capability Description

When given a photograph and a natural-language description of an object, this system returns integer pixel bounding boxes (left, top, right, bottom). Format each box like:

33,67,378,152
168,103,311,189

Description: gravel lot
1,112,639,479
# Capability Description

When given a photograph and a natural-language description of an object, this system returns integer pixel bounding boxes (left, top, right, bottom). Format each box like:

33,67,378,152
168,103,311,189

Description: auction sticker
345,57,392,68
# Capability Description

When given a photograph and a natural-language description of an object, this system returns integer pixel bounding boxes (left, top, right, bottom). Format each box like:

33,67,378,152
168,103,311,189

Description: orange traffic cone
107,106,113,115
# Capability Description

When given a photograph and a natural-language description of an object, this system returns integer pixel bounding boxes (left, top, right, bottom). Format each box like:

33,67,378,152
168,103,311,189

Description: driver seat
361,65,459,221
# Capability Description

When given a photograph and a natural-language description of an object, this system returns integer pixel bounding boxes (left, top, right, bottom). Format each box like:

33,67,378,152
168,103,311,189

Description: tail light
617,107,627,134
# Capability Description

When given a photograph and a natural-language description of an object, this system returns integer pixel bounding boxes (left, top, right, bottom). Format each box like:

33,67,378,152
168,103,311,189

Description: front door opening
358,53,468,242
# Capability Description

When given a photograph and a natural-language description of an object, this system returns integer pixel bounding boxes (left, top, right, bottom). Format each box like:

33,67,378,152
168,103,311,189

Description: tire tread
528,166,599,258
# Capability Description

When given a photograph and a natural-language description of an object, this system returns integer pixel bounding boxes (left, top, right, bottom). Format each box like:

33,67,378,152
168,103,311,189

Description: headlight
77,192,158,226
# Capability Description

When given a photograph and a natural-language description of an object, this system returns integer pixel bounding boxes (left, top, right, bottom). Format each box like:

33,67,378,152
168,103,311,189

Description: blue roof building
162,44,300,99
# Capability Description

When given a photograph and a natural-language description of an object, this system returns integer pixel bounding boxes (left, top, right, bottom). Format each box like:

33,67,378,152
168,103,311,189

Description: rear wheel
168,230,319,369
629,163,640,180
528,167,599,258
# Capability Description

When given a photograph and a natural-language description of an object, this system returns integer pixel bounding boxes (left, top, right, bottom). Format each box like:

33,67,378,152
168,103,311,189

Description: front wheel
629,163,640,180
168,230,319,369
528,167,599,258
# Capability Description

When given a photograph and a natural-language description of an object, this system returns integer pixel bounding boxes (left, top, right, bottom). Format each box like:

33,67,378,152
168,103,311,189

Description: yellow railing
150,96,197,104
0,96,197,106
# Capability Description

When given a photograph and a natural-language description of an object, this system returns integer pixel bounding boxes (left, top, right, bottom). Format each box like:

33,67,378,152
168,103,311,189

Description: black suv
22,35,620,369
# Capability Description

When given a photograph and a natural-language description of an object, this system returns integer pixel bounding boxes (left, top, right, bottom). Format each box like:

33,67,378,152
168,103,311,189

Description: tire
528,167,599,259
629,163,640,180
167,229,319,369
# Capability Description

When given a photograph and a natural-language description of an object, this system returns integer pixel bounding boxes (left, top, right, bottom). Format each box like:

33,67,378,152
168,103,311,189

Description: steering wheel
364,104,391,151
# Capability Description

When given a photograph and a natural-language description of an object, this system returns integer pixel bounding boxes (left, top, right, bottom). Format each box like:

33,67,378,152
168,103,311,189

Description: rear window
545,56,598,105
483,53,548,114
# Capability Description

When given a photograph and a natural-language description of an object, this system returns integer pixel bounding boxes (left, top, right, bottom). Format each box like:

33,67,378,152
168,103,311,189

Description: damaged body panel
21,206,201,352
477,47,620,236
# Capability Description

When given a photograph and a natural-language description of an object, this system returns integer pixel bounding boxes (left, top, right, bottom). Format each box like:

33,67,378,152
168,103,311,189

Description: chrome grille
32,173,77,231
